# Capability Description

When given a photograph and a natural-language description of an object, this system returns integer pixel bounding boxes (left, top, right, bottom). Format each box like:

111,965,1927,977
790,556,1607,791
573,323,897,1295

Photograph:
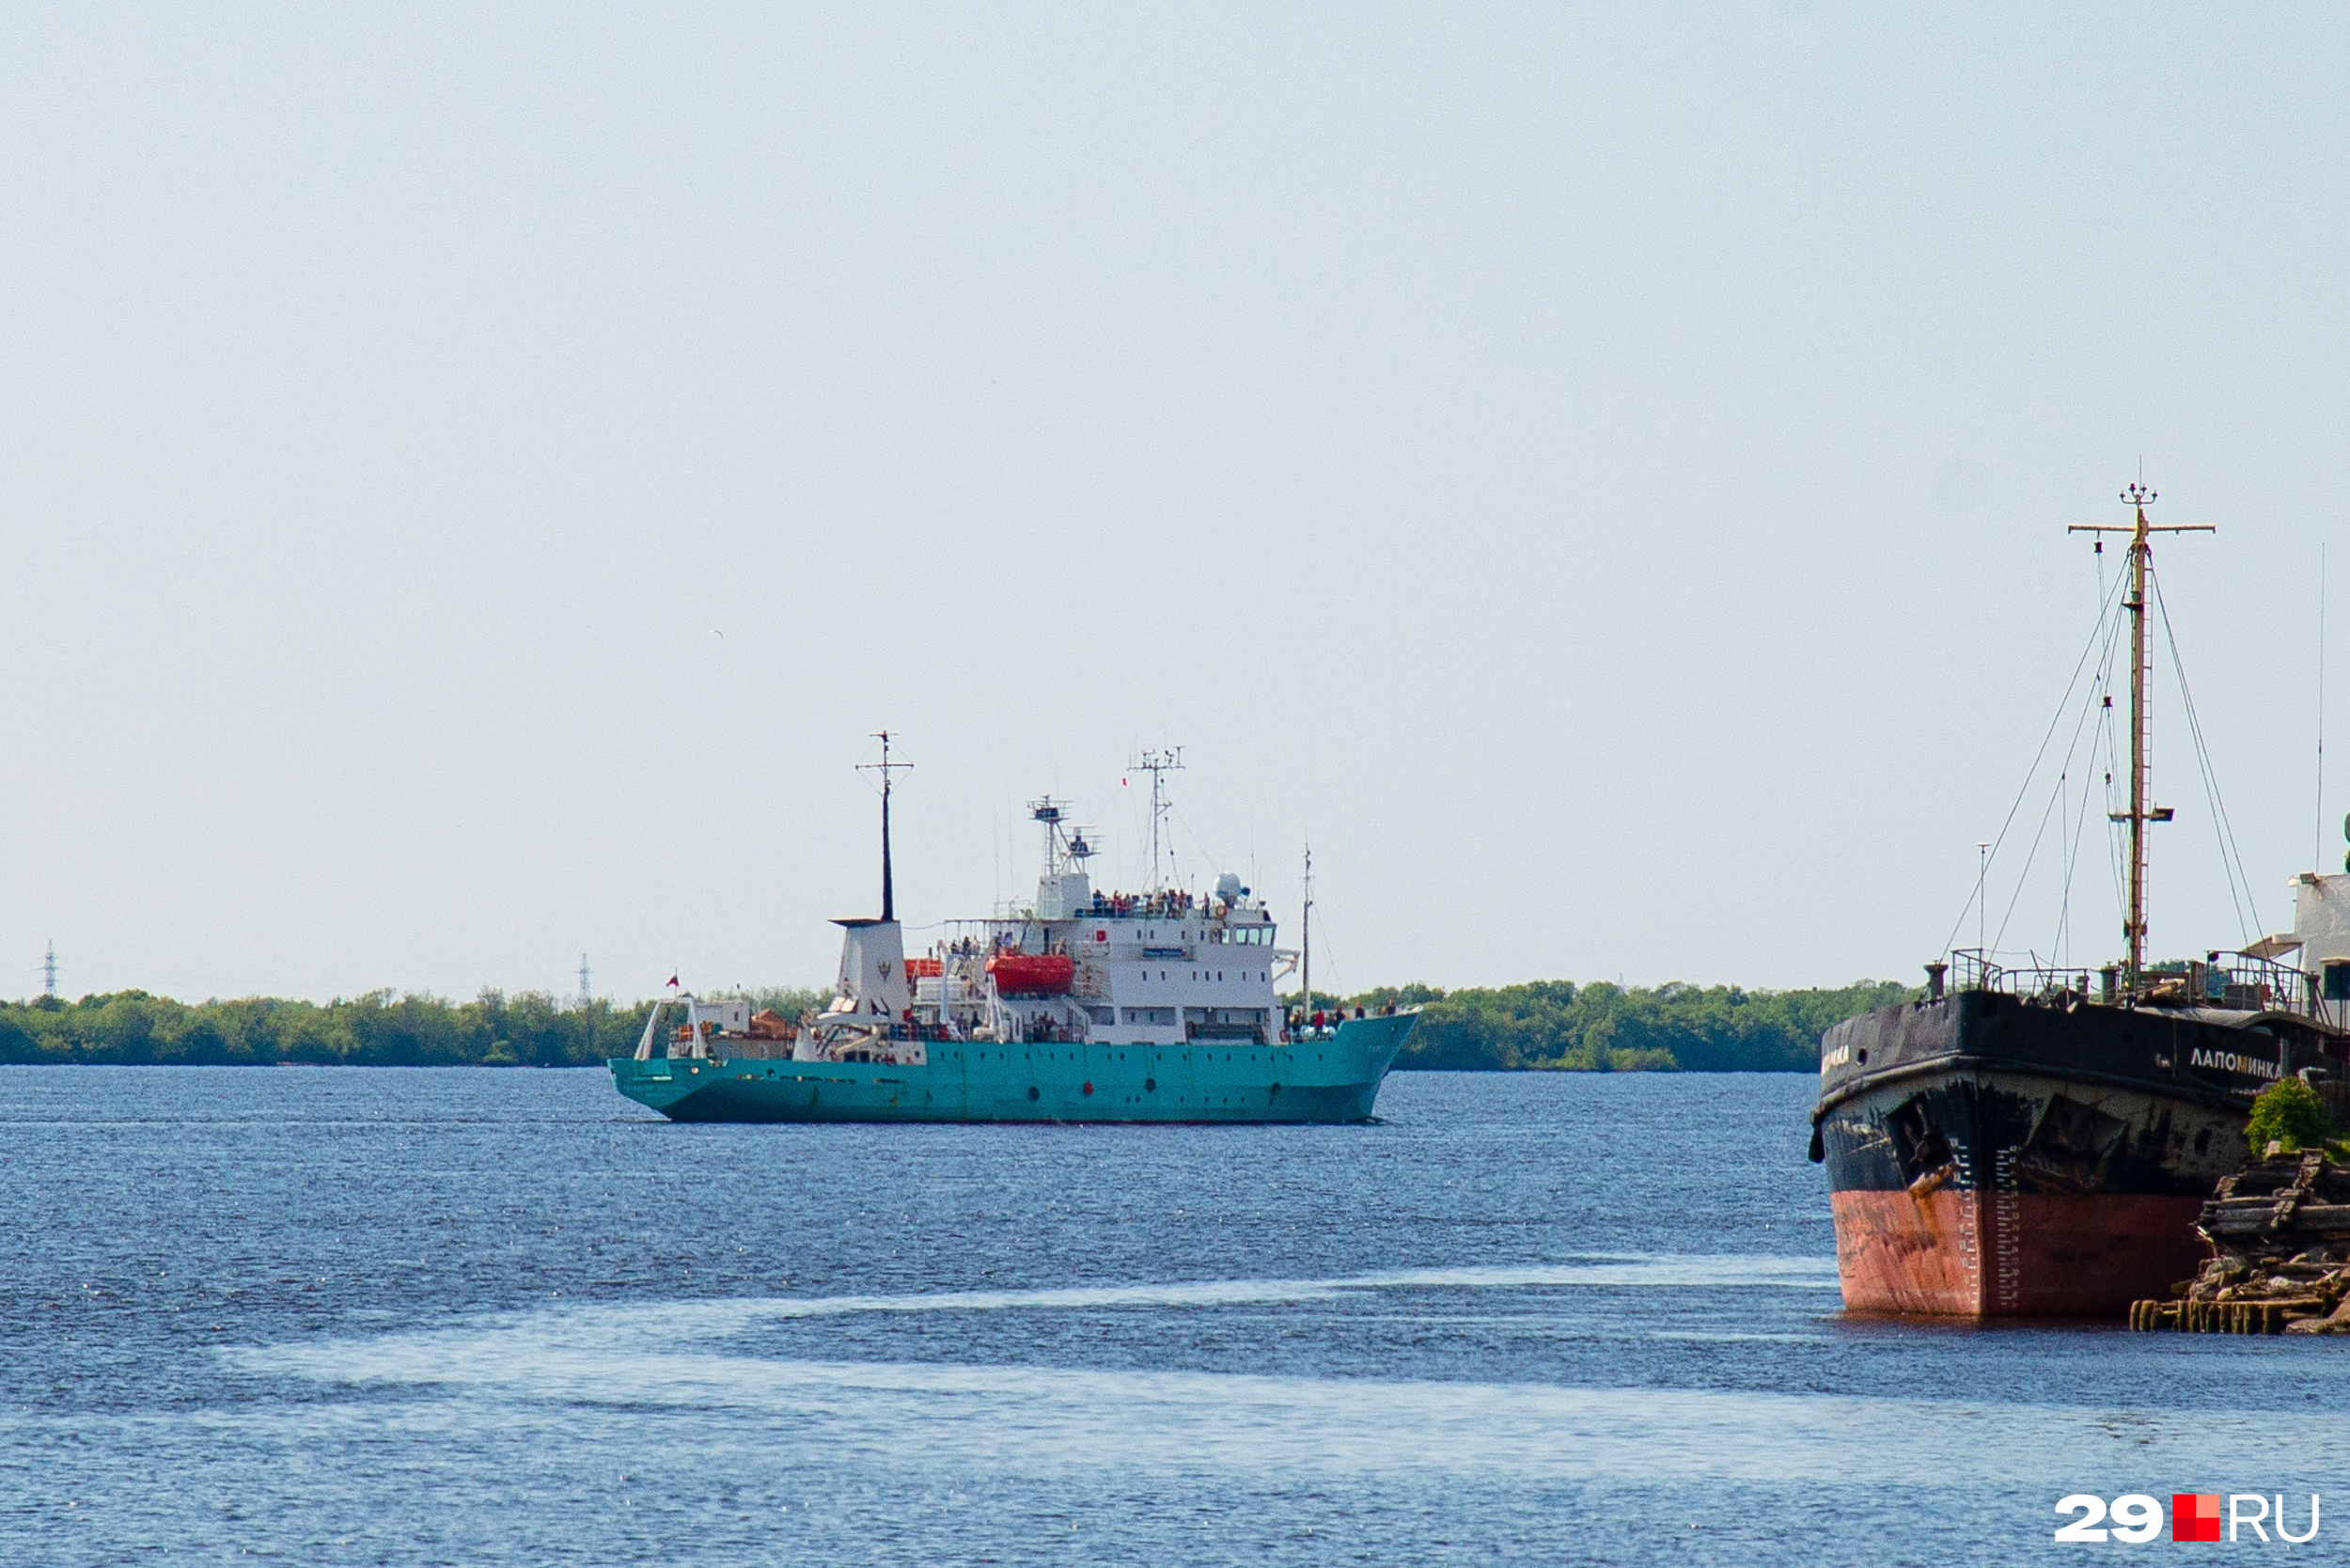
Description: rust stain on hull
1832,1188,2208,1317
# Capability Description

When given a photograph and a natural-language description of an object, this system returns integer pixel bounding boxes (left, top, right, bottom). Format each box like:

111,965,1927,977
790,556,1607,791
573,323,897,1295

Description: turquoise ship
609,1013,1414,1123
610,741,1416,1124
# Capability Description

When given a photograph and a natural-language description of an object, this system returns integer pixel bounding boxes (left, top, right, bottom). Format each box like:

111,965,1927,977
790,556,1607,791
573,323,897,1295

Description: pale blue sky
3,6,2345,1000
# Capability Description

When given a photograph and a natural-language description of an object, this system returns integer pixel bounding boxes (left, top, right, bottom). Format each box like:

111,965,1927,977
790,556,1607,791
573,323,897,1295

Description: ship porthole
1144,1077,1156,1091
1028,1086,1040,1100
1857,1049,1869,1064
1082,1081,1093,1095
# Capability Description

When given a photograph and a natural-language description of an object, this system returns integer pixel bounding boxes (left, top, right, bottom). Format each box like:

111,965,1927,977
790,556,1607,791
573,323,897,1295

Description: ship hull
609,1011,1415,1125
1829,1185,2210,1318
1813,990,2316,1318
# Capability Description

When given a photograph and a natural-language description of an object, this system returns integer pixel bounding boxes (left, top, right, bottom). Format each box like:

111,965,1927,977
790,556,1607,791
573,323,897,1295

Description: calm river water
4,1067,2344,1564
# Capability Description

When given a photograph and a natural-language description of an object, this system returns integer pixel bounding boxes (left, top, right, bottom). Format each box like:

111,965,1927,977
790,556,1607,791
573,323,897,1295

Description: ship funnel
827,917,909,1023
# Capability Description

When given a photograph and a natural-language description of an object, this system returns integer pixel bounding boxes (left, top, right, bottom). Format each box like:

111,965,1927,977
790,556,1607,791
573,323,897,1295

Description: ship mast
1300,840,1313,1019
2070,483,2211,988
858,731,912,921
1132,747,1183,891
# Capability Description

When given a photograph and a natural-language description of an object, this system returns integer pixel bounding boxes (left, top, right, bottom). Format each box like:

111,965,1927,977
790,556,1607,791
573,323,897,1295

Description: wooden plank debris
2129,1151,2350,1336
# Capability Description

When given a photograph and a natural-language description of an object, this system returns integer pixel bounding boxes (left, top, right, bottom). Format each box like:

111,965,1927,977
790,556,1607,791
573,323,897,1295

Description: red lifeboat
988,952,1075,996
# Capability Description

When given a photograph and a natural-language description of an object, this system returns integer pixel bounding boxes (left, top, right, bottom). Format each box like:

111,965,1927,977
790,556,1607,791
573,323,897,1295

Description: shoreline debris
2130,1148,2350,1335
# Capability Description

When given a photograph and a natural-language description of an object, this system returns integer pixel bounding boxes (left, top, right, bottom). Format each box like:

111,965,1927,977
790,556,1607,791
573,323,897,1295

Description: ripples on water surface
6,1068,2347,1564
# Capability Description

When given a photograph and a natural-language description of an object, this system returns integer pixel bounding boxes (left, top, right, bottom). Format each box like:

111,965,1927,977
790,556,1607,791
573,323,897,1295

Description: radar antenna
1028,797,1098,878
2069,482,2213,986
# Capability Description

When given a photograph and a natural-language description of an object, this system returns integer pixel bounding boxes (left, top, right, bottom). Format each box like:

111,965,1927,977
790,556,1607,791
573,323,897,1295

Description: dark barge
1811,957,2344,1317
1810,483,2350,1318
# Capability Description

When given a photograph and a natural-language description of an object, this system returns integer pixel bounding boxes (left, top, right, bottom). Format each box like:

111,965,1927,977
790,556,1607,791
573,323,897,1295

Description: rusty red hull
1810,990,2336,1319
1830,1188,2211,1317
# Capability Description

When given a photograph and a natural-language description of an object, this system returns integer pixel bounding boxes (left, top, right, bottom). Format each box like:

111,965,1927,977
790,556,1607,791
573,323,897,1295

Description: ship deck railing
1949,951,2094,999
1950,948,2329,1021
2190,950,2325,1019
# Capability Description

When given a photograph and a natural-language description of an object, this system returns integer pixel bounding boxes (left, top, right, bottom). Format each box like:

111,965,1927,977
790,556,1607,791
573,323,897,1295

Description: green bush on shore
0,979,1912,1073
2246,1076,2337,1154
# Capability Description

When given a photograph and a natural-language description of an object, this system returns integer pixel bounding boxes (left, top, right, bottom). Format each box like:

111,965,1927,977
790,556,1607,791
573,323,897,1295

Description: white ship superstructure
911,797,1289,1052
853,792,1292,1061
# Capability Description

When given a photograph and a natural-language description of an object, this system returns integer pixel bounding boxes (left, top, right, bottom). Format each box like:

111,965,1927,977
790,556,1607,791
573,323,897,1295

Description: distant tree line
1295,979,1917,1072
1,979,1908,1072
4,973,1908,1072
0,986,831,1068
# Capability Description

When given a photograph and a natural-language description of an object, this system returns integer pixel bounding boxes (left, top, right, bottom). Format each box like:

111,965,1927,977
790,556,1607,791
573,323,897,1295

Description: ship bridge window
2326,963,2350,1002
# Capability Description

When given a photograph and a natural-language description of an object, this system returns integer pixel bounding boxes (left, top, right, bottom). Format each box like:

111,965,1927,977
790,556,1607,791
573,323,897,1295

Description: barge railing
1949,948,2326,1021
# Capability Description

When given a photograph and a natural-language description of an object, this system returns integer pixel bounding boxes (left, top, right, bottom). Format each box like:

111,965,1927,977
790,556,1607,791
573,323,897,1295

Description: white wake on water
215,1254,2350,1483
395,1254,1838,1341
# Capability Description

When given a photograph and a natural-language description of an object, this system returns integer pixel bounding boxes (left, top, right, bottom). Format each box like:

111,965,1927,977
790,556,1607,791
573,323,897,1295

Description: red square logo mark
2172,1494,2221,1543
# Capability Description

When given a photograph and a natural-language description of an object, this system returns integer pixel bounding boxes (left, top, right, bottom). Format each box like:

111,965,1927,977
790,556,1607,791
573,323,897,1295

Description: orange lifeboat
987,952,1074,996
